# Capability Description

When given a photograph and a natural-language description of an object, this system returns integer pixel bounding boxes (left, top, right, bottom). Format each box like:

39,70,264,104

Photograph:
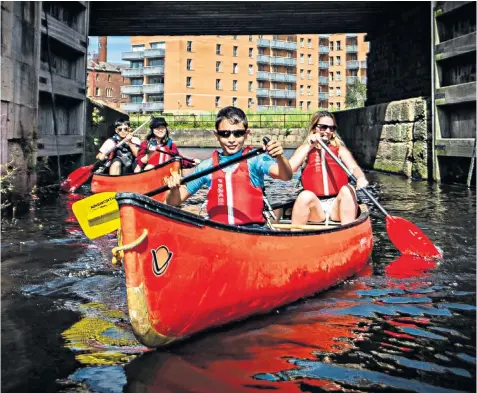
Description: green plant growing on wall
0,162,18,211
92,107,104,147
345,80,367,109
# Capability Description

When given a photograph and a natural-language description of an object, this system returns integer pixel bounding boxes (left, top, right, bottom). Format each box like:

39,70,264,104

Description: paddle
150,147,197,165
73,137,270,239
315,137,441,259
60,118,151,193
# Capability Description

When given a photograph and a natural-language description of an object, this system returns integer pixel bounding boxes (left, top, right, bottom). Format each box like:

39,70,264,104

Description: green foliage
345,80,367,109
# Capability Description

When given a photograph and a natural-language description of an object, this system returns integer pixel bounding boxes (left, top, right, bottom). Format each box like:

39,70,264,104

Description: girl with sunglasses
96,118,141,176
288,111,368,226
134,117,200,173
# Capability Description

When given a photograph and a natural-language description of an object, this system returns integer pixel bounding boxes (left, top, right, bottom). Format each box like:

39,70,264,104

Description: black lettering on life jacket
151,246,173,276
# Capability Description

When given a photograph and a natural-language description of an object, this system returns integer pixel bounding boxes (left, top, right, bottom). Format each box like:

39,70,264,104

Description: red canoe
90,158,182,202
114,193,373,348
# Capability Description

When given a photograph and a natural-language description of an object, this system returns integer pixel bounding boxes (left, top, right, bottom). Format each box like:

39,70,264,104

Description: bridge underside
89,1,407,36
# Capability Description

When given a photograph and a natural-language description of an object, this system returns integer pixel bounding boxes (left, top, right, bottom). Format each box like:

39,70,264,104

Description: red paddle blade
385,254,437,279
60,165,94,193
386,215,442,259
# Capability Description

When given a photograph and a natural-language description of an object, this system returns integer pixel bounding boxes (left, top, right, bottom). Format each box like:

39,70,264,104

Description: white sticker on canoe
151,246,173,276
360,237,368,249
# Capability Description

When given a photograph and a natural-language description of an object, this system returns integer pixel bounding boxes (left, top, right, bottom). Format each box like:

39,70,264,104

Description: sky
88,36,131,64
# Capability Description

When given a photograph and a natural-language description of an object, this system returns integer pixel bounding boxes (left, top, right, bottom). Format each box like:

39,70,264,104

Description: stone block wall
334,97,432,179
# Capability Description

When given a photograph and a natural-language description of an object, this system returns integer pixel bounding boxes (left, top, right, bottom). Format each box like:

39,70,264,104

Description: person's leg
109,161,121,176
329,185,358,225
143,164,154,171
291,190,326,225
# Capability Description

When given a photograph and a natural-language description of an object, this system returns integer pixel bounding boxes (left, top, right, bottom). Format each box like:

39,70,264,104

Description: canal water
1,148,476,393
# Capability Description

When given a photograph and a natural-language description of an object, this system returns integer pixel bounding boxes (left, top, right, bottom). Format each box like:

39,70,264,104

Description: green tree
345,80,367,109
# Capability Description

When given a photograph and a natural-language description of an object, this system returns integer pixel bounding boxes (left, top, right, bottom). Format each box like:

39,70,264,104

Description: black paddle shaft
316,138,389,217
145,137,271,197
153,148,196,164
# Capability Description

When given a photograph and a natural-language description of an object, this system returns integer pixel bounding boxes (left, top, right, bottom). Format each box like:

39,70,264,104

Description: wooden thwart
273,223,340,231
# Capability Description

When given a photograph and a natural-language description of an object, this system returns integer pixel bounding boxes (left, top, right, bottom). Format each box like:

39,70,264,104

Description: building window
307,101,311,110
307,54,312,65
186,95,192,106
123,77,126,83
307,70,312,80
149,76,163,84
132,45,144,52
186,41,192,52
308,38,312,48
329,87,334,97
187,59,192,70
258,81,264,88
300,54,304,64
150,41,165,49
300,85,304,95
149,94,164,102
249,35,253,41
258,48,264,55
336,41,341,50
232,80,237,91
300,38,304,48
216,61,222,72
107,74,112,82
336,87,341,96
95,73,100,81
258,35,263,39
149,59,164,66
248,98,253,108
307,86,311,96
215,96,221,107
233,35,238,40
232,63,238,74
216,79,221,90
186,77,192,88
299,101,303,110
337,102,341,110
248,65,253,75
330,41,334,51
130,61,143,69
248,48,253,58
330,57,334,66
131,95,142,103
232,97,237,107
336,71,341,81
130,78,143,85
258,64,265,71
216,44,221,55
121,94,127,99
300,69,304,79
233,46,238,57
248,81,253,91
336,56,341,65
106,88,112,97
95,87,100,96
287,100,293,106
329,72,334,81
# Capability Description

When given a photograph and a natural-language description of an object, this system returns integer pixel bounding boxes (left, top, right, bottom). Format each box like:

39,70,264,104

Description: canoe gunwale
116,192,370,236
92,156,183,179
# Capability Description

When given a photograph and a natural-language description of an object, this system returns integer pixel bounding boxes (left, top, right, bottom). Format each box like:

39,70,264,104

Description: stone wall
334,97,431,179
366,4,431,105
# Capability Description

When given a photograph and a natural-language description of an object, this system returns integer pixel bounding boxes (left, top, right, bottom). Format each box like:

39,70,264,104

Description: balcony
122,51,144,61
143,66,165,75
346,61,360,69
319,76,329,84
270,90,296,99
319,61,329,69
346,45,358,52
256,72,297,83
361,61,367,69
257,38,270,47
256,88,270,97
361,76,368,84
121,85,143,94
122,68,144,77
143,102,164,112
346,76,359,84
347,34,358,38
121,103,143,112
256,71,269,80
257,105,296,112
319,46,330,53
319,92,329,100
257,55,297,66
270,40,296,51
144,49,165,58
143,83,164,94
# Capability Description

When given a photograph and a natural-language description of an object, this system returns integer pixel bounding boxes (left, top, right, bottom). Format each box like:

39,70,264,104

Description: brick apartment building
86,36,130,110
120,34,369,114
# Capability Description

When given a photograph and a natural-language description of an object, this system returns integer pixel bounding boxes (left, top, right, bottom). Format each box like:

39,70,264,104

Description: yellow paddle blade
72,192,120,239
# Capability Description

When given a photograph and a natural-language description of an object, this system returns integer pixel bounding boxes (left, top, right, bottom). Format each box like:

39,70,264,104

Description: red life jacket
207,148,265,225
147,143,174,166
301,145,349,197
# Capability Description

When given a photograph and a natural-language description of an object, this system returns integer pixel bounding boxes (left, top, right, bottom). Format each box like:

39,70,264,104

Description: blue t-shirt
186,149,276,195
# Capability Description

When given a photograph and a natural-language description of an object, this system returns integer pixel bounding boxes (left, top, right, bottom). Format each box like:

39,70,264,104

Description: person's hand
193,158,201,165
97,152,107,161
307,134,321,148
265,140,284,158
166,171,182,190
356,176,368,189
124,133,133,142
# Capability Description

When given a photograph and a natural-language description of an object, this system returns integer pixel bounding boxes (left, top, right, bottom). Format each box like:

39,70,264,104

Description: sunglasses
216,130,247,138
116,127,130,131
316,124,337,132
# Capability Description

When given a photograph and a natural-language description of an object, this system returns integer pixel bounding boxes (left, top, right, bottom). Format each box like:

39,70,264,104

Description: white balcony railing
319,46,330,53
346,45,358,52
143,66,165,75
121,85,143,94
346,61,360,69
142,83,164,94
319,76,329,84
319,62,329,69
144,49,165,58
122,68,144,78
257,105,296,112
346,76,359,84
143,102,164,112
122,51,145,61
319,92,329,100
121,103,143,112
256,88,270,97
270,90,296,99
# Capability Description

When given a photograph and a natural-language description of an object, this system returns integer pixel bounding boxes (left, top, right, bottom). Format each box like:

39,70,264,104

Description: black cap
150,117,168,128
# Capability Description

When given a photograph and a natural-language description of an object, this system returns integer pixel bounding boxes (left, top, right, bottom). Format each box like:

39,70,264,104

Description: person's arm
266,140,293,180
165,172,191,206
339,146,368,189
97,139,115,161
135,141,148,168
288,143,311,172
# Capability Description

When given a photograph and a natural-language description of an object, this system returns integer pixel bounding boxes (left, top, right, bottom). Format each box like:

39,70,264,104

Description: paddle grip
146,137,271,197
153,148,196,164
316,138,390,217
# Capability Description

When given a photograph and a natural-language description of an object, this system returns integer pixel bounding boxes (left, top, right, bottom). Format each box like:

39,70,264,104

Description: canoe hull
90,158,182,202
116,193,373,347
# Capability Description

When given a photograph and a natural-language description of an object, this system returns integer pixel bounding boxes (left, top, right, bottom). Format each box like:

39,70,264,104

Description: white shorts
319,197,337,223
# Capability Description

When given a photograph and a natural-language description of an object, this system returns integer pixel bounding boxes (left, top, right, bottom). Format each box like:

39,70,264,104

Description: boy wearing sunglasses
166,106,293,228
288,111,368,226
96,118,141,176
